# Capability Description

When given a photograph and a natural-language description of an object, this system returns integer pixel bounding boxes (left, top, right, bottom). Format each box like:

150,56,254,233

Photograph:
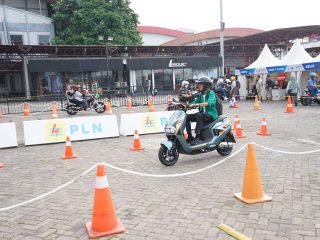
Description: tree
52,0,142,45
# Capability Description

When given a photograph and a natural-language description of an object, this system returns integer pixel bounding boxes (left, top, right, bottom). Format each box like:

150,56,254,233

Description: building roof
219,25,320,45
137,26,189,38
161,28,264,46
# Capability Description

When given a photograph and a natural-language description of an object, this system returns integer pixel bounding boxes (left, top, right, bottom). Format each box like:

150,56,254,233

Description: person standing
255,75,263,102
286,76,300,106
307,72,318,106
265,75,274,102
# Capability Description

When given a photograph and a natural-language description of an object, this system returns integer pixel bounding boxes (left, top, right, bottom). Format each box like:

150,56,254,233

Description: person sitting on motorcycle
185,76,218,145
179,80,193,103
307,72,318,106
73,85,88,110
216,77,228,100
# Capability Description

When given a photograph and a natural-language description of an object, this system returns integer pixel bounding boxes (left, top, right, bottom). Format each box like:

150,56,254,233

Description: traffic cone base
256,131,271,136
62,154,77,159
130,146,145,151
85,219,125,239
233,192,272,204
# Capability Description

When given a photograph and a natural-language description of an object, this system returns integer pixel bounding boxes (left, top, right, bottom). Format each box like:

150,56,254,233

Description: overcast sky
130,0,319,32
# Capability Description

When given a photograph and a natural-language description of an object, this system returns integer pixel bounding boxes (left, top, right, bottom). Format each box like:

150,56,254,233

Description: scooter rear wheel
158,145,179,166
300,97,308,106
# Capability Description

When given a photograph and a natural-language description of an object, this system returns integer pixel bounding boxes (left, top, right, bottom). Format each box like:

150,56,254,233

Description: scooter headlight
165,126,176,134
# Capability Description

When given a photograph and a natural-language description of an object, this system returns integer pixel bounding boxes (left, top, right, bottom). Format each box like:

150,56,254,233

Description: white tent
277,39,314,72
245,44,280,74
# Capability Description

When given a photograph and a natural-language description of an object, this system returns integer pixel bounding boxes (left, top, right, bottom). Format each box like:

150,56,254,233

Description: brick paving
0,100,320,239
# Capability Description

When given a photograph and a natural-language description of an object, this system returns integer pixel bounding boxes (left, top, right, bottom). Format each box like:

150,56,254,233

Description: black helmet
195,76,212,91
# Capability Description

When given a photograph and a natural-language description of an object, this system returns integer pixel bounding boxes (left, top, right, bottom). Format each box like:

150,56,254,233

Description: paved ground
0,100,320,240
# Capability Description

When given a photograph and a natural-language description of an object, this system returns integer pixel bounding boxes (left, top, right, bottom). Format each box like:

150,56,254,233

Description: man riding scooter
185,76,218,145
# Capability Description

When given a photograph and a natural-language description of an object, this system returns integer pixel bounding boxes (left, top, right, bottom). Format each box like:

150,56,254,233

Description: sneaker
191,137,202,146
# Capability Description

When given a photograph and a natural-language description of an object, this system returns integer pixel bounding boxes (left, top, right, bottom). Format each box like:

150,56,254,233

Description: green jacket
192,90,218,120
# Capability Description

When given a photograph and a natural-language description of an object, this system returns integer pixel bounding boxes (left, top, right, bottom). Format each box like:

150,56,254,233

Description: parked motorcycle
158,106,235,166
300,88,320,106
65,92,106,115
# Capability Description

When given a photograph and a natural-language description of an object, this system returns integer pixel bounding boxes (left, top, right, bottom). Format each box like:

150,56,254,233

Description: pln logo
45,121,66,142
140,114,158,133
50,124,62,137
144,116,155,128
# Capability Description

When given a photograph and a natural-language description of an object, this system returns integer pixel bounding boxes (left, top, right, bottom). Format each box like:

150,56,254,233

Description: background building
137,26,190,46
0,1,54,45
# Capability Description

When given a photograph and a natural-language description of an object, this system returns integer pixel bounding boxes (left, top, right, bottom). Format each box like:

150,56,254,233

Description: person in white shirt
73,85,88,109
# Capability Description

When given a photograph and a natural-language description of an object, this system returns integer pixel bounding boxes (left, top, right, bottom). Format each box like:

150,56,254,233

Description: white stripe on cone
236,124,241,128
66,141,71,146
262,121,267,125
134,134,139,139
95,176,109,189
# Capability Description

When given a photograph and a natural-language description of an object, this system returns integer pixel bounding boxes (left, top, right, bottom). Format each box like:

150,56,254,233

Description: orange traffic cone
234,144,272,204
148,97,154,112
52,101,58,118
85,164,125,238
130,130,144,151
62,136,77,159
232,114,241,130
285,96,294,113
23,102,30,116
233,97,238,108
256,118,271,136
104,99,113,115
0,162,4,169
167,95,173,103
127,98,132,109
254,96,260,111
235,122,246,138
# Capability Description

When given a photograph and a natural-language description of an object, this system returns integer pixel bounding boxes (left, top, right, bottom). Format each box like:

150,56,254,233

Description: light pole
219,0,225,76
98,35,113,97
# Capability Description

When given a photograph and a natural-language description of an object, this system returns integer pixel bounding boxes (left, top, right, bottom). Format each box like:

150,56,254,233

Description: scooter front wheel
217,135,234,156
158,145,179,166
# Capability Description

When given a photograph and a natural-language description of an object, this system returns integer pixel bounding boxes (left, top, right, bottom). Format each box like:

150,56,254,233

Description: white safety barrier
0,122,18,148
23,115,119,145
120,111,175,136
1,141,320,211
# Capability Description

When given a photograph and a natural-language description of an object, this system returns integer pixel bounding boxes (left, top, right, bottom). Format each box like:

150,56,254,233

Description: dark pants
308,89,317,106
289,93,298,106
186,113,213,137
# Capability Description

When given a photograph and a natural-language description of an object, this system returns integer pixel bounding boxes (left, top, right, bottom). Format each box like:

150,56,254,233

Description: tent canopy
276,39,313,66
245,44,280,69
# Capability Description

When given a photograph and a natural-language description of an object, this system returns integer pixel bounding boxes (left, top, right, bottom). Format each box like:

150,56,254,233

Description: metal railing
0,86,179,115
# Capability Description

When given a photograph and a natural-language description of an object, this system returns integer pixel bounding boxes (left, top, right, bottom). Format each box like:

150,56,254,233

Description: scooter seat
201,116,226,130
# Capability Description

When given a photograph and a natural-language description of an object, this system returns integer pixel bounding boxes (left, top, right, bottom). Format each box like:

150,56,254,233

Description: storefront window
183,68,192,80
163,69,173,91
154,69,163,90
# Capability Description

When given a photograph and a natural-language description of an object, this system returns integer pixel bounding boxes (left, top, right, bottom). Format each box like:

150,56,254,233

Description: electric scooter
158,107,236,166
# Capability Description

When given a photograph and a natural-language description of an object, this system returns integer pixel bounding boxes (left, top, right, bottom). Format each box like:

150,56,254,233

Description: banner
0,122,18,148
23,115,119,146
120,111,175,136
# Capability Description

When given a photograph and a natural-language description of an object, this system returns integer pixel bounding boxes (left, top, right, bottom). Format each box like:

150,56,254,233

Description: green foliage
52,0,142,45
